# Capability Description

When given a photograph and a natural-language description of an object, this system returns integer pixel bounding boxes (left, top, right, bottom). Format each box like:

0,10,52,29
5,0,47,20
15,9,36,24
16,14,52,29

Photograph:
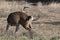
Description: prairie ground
0,1,60,40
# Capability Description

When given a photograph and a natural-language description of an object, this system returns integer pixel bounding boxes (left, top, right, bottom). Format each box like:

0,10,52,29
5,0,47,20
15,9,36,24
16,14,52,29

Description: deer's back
7,12,28,26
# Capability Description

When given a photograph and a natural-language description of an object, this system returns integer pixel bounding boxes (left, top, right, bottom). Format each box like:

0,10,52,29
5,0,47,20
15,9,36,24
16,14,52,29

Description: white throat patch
31,16,34,21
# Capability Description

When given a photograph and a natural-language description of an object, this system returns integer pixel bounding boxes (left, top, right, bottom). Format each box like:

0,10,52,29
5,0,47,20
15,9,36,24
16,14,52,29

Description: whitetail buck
6,7,40,38
6,7,32,32
6,11,34,38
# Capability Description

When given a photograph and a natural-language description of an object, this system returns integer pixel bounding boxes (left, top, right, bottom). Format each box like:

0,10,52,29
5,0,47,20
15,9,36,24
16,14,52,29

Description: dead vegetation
0,1,60,40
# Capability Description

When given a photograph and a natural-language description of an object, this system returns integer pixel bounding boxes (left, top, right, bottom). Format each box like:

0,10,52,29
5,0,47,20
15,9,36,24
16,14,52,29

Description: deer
6,7,40,39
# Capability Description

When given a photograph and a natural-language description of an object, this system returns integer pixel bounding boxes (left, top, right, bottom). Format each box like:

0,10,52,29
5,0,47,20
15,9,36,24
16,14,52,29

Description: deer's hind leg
15,24,19,32
6,23,10,32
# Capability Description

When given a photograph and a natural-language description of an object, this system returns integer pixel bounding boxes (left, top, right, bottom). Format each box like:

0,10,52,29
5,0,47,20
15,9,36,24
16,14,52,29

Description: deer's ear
26,16,31,21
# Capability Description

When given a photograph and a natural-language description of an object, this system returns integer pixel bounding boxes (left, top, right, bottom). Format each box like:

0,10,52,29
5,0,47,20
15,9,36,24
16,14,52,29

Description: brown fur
6,12,33,38
6,11,33,38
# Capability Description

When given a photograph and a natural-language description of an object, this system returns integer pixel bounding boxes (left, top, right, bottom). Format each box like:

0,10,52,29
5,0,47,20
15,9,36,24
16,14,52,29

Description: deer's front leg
23,23,33,39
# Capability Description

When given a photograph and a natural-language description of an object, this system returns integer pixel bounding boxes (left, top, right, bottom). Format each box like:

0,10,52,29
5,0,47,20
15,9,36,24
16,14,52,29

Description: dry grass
0,1,60,40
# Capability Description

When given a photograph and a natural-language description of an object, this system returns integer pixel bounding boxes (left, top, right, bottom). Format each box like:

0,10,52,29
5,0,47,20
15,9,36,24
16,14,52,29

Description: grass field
0,1,60,40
